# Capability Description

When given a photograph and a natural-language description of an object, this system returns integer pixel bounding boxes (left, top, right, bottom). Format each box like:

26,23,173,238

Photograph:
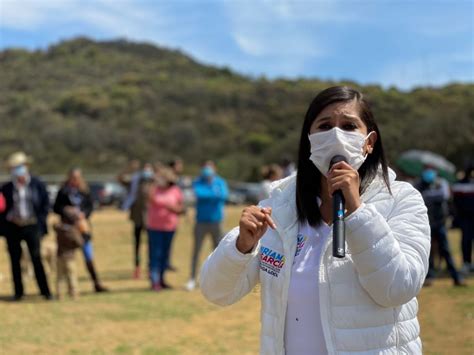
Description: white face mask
308,127,373,175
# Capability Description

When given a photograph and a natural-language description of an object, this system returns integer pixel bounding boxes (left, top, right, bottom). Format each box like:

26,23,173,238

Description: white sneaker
185,279,196,291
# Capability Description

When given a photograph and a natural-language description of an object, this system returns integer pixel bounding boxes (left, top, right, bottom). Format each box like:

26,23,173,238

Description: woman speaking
201,86,430,354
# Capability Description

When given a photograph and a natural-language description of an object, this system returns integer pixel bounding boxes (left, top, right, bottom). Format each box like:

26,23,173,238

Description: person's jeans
427,225,461,282
147,229,175,285
5,224,51,297
82,240,94,262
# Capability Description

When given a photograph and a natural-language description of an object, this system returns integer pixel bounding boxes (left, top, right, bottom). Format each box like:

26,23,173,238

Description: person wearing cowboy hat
1,151,52,300
146,165,184,291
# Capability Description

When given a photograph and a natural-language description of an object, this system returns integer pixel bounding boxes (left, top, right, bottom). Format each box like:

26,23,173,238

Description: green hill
1,37,472,180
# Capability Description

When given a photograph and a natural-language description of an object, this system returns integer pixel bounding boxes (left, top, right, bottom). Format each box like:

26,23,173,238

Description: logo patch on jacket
260,246,285,277
294,233,307,259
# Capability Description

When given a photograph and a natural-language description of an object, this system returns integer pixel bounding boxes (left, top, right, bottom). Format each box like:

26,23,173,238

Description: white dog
20,238,57,278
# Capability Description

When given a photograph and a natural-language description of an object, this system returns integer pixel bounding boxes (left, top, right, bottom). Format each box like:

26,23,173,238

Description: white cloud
0,0,69,30
233,33,265,57
223,0,350,58
0,0,163,41
245,0,356,22
232,29,325,58
0,0,472,88
375,51,474,90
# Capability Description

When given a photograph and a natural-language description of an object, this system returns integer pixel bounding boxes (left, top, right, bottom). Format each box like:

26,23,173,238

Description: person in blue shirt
186,161,228,291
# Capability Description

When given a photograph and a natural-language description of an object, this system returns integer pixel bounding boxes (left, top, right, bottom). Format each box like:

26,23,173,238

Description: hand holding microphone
327,156,362,258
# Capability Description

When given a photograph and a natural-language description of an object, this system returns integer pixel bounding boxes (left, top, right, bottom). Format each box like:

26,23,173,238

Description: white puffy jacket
201,170,430,355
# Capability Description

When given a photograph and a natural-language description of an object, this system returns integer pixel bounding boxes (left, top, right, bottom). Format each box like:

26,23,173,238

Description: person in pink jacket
146,166,183,291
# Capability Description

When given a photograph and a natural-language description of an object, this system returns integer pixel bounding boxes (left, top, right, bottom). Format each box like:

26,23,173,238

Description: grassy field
0,207,472,354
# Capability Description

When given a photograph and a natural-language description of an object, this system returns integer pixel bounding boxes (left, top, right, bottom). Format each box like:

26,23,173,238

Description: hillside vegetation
1,38,472,180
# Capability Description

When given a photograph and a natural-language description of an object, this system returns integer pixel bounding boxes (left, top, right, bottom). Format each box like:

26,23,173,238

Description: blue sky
0,0,473,89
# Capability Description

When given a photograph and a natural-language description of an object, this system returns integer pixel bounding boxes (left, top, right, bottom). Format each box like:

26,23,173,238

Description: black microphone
330,155,346,258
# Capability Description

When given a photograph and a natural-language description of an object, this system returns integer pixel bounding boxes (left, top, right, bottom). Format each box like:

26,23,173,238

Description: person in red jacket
0,191,5,213
0,190,6,237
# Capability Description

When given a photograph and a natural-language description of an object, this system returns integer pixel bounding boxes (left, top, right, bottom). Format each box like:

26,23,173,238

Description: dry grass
0,207,471,354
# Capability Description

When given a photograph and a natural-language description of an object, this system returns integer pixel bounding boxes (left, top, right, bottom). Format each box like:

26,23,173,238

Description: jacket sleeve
345,182,430,308
37,180,50,221
53,189,67,216
200,226,261,306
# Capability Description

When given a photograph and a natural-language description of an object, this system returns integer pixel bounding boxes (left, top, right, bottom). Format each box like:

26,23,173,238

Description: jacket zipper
276,219,297,354
319,231,338,355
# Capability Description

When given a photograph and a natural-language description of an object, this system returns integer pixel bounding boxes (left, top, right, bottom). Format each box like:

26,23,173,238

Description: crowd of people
0,152,236,299
0,146,471,301
0,152,109,301
117,158,230,292
117,157,296,292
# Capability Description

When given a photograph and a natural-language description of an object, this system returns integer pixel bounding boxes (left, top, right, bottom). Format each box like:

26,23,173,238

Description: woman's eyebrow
343,114,363,123
314,115,331,123
315,114,362,123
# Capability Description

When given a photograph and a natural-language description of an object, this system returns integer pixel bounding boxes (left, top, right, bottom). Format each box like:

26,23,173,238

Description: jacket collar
360,167,396,201
267,174,298,238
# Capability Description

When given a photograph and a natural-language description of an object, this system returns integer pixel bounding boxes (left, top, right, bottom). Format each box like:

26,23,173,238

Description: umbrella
396,150,456,182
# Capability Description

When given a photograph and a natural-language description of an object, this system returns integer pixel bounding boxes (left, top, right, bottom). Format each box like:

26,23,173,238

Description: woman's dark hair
296,86,391,227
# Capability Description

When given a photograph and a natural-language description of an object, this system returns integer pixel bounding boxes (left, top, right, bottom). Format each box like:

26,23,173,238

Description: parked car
229,182,265,205
226,188,246,205
89,181,126,208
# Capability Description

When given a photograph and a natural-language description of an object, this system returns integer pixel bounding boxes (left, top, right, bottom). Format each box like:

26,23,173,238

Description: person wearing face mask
200,86,431,354
54,168,108,293
146,166,183,291
186,161,228,291
1,152,52,301
415,166,465,287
